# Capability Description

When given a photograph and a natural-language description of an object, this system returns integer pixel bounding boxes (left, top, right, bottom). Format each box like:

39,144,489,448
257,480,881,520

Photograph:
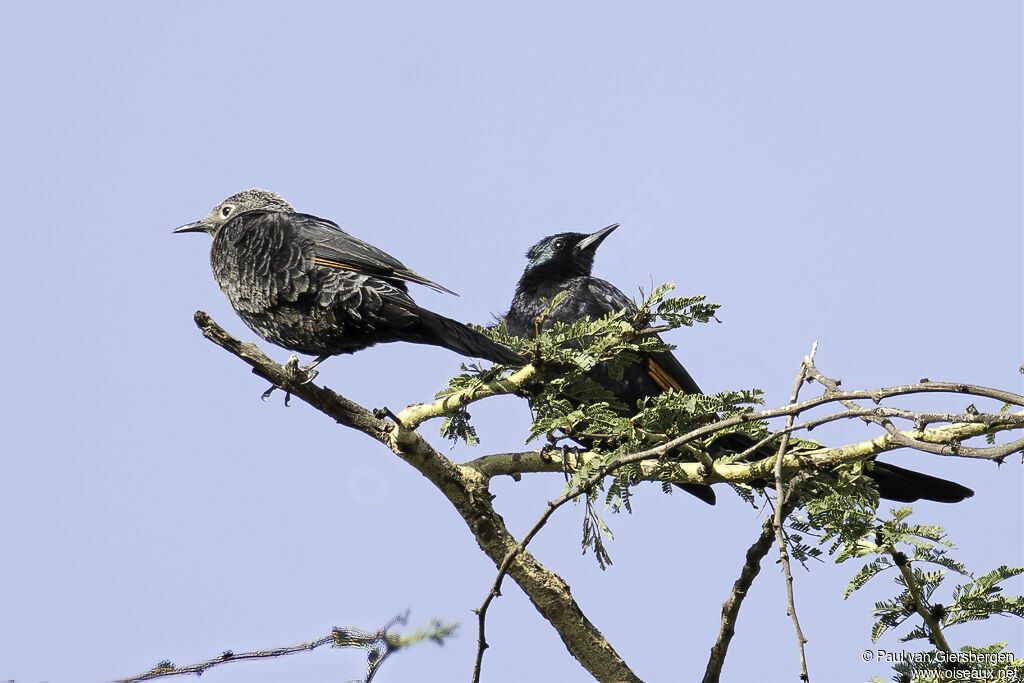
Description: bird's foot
260,382,294,405
285,354,321,384
261,355,319,405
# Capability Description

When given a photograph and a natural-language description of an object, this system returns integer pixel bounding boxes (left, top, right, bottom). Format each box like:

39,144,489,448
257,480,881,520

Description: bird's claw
261,355,320,404
261,384,294,406
284,354,320,384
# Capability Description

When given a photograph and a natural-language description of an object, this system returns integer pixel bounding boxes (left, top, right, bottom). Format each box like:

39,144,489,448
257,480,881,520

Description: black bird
176,189,522,381
503,225,974,506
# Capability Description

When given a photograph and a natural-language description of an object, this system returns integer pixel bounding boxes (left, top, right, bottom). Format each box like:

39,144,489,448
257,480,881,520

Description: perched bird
175,189,522,384
503,225,974,505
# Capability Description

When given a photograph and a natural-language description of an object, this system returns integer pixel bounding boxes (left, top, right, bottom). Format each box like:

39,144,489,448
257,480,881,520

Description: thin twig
117,615,412,683
471,486,599,682
772,343,817,682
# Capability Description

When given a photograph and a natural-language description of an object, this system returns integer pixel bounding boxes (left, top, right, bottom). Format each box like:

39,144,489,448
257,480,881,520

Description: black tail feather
695,431,973,504
868,461,974,504
417,309,524,365
673,482,717,505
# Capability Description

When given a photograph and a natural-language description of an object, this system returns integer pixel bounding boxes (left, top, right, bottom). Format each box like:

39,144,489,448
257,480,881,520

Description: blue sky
0,2,1020,681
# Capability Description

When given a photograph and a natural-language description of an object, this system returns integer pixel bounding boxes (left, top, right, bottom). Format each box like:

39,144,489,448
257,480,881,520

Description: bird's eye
553,239,566,250
221,205,233,218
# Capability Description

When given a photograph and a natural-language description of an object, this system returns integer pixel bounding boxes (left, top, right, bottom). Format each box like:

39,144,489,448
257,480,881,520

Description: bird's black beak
172,221,210,234
573,223,619,254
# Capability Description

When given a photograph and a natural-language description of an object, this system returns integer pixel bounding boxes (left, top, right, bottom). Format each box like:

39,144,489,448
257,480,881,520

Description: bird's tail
673,483,717,505
704,433,973,504
868,461,974,503
414,309,525,365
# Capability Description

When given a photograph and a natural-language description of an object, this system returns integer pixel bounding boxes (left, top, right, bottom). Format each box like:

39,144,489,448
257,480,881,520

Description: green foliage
433,357,511,447
800,501,1023,679
836,506,967,603
784,527,824,567
795,482,1022,679
439,408,479,448
581,491,615,570
793,462,881,564
506,285,769,567
945,565,1024,626
432,282,1021,672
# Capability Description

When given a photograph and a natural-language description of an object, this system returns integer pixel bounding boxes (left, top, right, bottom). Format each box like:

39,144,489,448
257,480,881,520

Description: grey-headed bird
176,189,521,386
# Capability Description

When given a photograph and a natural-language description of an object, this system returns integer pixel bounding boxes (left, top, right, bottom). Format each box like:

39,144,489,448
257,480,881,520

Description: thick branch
472,493,571,683
398,364,539,430
194,312,641,683
194,312,389,440
464,406,1024,488
702,499,798,683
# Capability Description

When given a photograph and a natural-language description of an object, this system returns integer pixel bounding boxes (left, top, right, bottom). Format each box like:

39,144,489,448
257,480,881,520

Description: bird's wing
645,347,703,395
579,278,703,395
291,213,457,295
575,276,634,315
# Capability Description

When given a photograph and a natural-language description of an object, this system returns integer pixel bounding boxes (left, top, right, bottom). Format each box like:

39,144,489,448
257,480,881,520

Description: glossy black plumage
177,189,522,368
503,225,974,506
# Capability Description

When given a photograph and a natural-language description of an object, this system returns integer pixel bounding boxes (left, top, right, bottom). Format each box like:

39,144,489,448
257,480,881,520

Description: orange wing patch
647,358,683,392
314,257,366,273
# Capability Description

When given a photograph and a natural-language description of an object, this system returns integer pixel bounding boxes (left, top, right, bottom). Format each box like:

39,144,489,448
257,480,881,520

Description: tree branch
702,498,798,683
398,364,539,430
772,345,815,682
470,448,629,682
461,407,1022,491
195,310,1022,681
193,312,642,683
116,613,434,683
892,551,954,653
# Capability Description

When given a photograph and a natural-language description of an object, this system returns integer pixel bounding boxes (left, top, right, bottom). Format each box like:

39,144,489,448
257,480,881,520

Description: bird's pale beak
573,223,619,254
173,221,210,234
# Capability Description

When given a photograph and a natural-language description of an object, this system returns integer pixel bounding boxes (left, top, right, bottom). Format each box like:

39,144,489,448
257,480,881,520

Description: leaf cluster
431,283,1022,672
513,285,772,566
804,501,1023,679
788,480,1023,680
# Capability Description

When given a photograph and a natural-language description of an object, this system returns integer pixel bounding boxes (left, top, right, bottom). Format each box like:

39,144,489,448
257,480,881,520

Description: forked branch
194,311,642,683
